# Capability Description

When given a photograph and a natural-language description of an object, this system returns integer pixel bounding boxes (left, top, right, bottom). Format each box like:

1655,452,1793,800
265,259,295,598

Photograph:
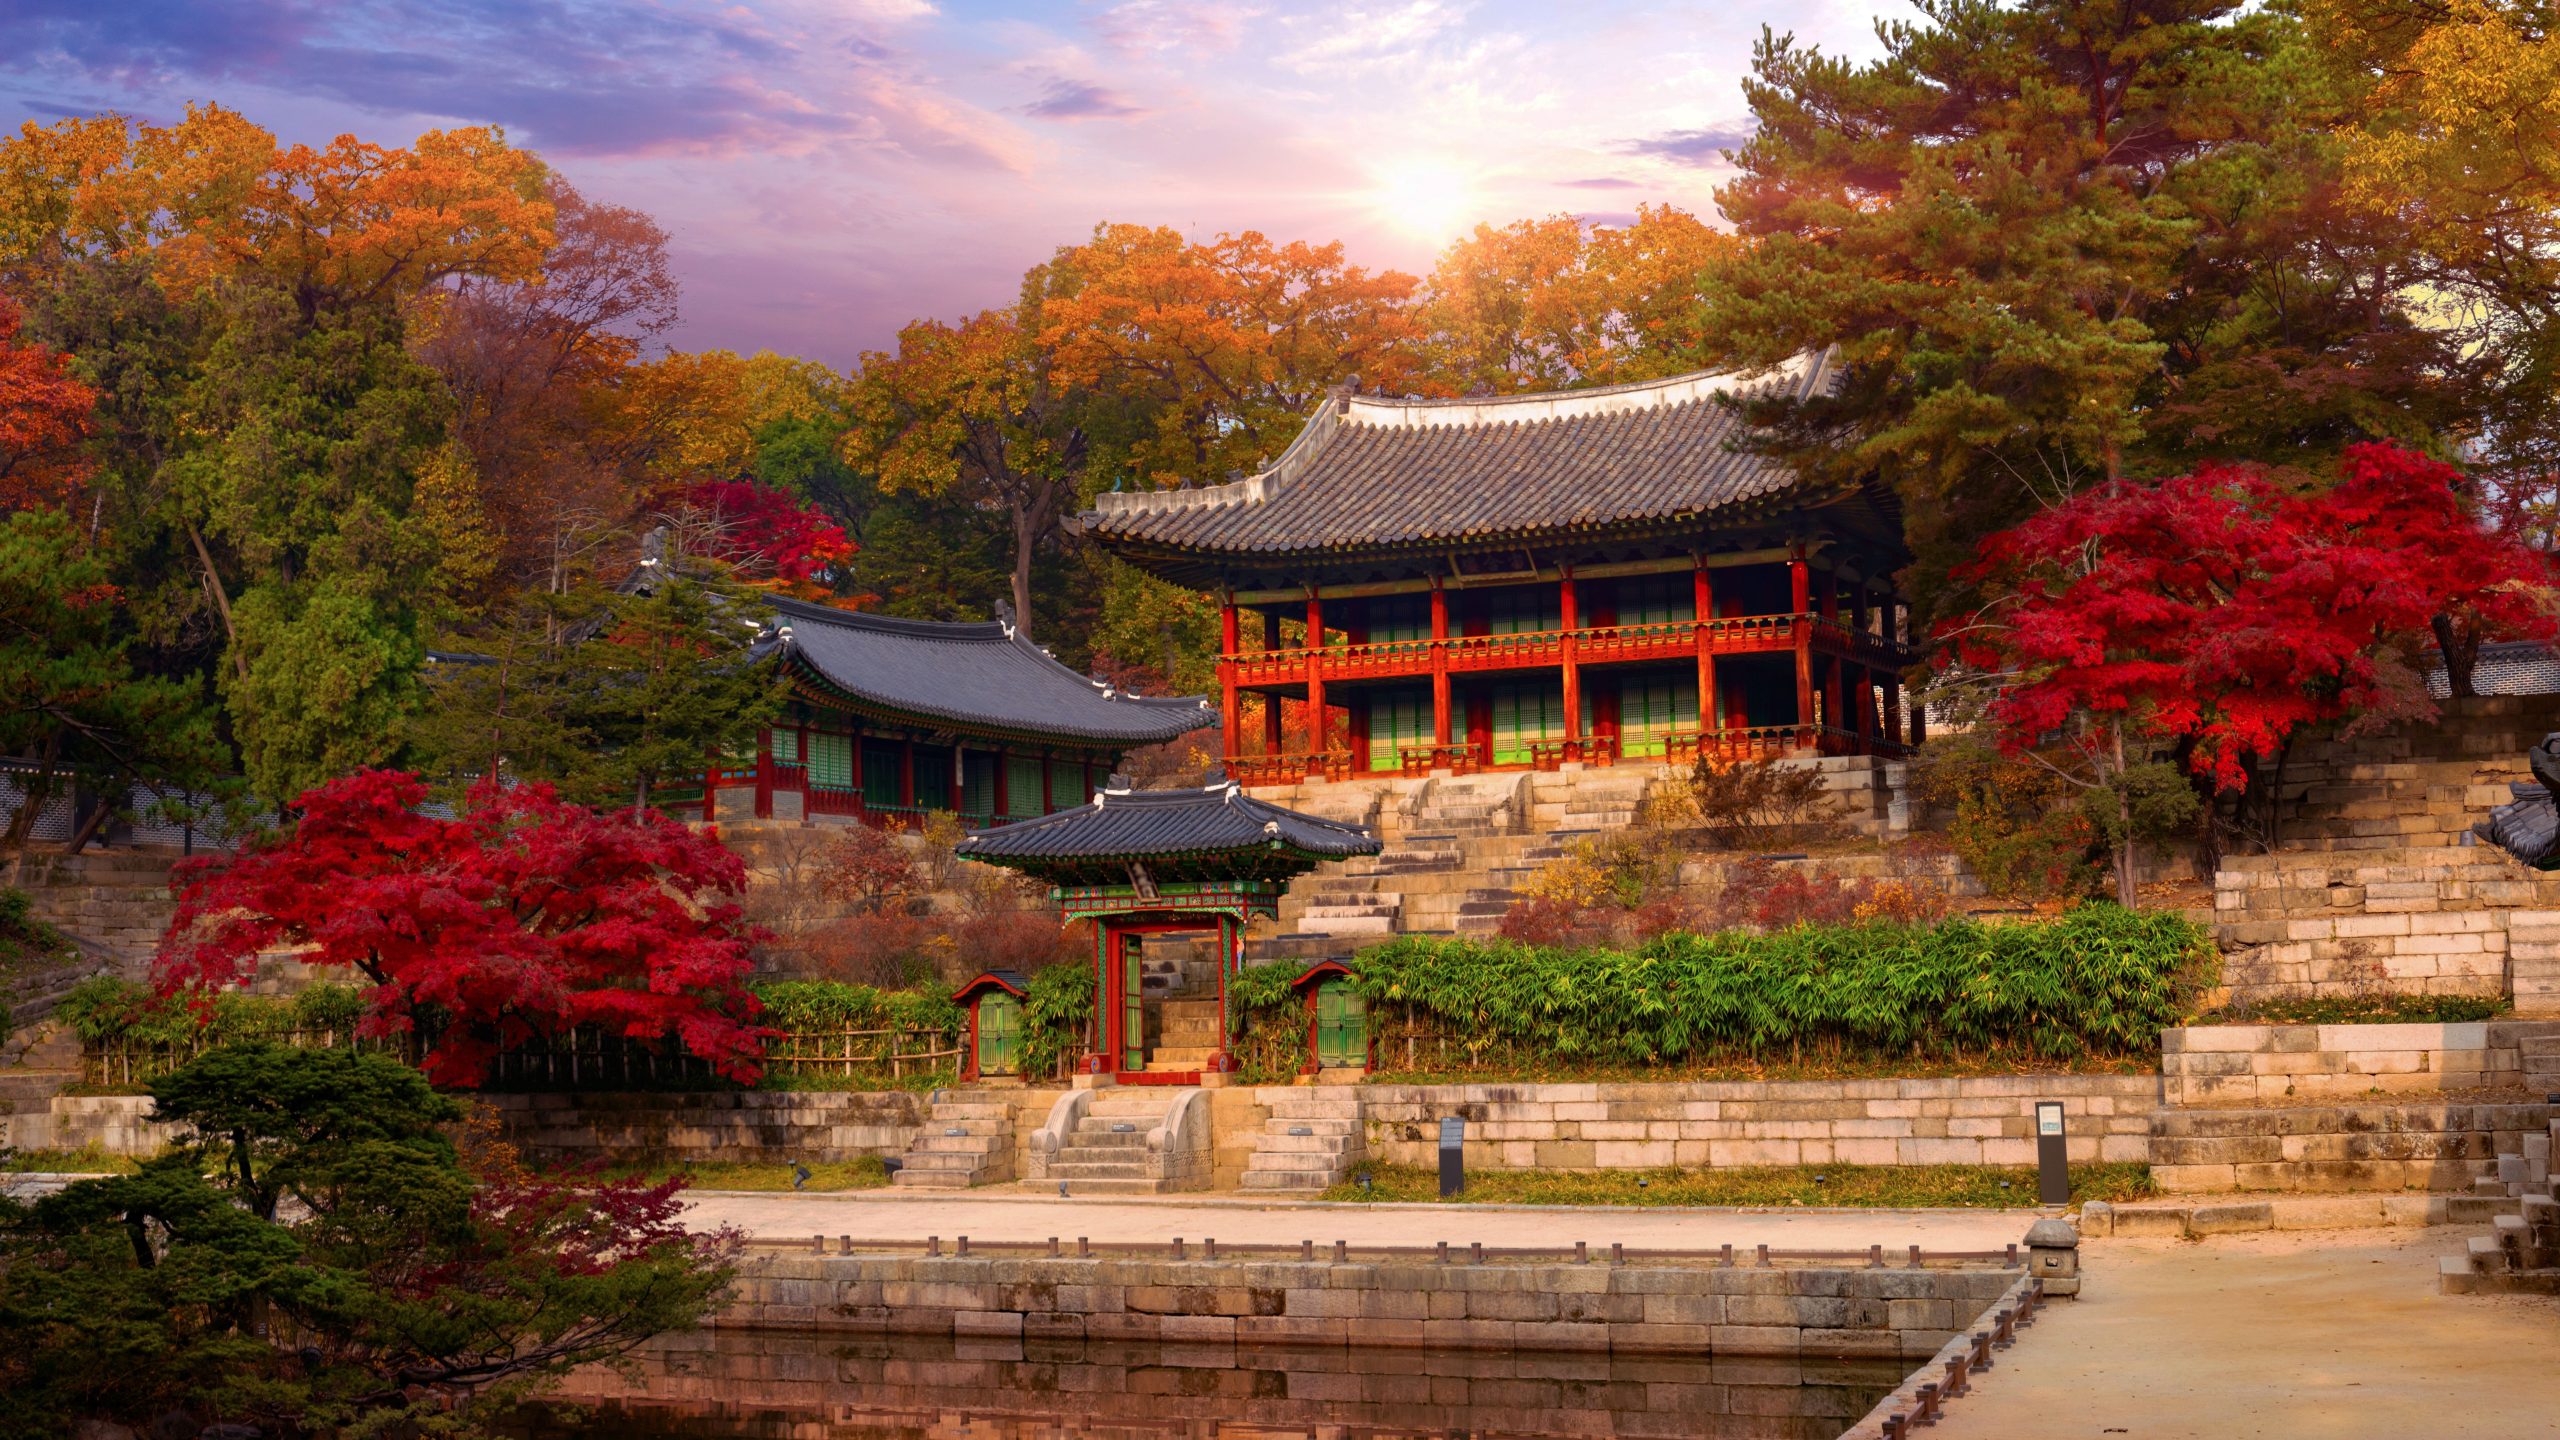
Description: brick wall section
2260,694,2560,851
2161,1021,2560,1105
717,1251,2021,1359
482,1091,929,1165
1358,1078,2158,1171
2149,1100,2554,1193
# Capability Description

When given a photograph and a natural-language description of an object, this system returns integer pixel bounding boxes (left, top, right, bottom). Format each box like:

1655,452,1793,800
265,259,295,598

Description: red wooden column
1790,547,1814,747
992,746,1009,820
898,738,916,817
1694,558,1717,738
849,725,867,822
1261,613,1284,753
1559,568,1582,759
1429,579,1452,753
1218,601,1242,760
1303,590,1327,762
754,726,774,819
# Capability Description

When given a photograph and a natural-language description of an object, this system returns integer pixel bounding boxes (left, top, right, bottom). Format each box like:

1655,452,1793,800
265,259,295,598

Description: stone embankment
715,1244,2025,1358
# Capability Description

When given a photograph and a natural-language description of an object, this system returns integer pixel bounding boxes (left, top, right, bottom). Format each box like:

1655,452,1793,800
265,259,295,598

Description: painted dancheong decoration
2474,733,2560,869
955,782,1382,1083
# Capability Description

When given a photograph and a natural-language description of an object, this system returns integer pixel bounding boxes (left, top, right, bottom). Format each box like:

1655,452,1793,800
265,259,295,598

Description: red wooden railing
1397,742,1484,776
1222,612,1910,689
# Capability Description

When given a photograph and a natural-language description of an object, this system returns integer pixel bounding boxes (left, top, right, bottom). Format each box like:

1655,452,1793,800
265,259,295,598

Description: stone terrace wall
2148,1099,2553,1193
0,1094,181,1155
1358,1077,2159,1171
483,1090,930,1165
2161,1020,2560,1105
2260,693,2560,852
2212,847,2560,1004
548,1329,1906,1440
718,1250,2023,1359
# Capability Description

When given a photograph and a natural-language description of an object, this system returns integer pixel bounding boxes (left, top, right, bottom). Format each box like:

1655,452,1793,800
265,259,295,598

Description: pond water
512,1329,1906,1439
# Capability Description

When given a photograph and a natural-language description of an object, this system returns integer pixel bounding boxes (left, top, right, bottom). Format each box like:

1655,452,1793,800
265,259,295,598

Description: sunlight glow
1369,158,1478,243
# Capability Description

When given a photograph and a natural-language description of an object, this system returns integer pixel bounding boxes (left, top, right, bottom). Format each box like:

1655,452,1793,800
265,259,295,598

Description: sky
1,0,1898,369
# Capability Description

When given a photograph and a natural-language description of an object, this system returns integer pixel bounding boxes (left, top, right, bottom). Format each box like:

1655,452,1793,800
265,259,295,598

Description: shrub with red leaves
154,768,769,1086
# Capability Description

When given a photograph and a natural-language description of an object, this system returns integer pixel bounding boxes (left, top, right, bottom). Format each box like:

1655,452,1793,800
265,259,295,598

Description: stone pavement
680,1188,2037,1253
1938,1228,2560,1439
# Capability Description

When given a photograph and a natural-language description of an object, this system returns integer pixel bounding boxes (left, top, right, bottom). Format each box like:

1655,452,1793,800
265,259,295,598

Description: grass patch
2190,994,2510,1027
754,1070,956,1094
1316,1161,2157,1209
1363,1054,2155,1086
600,1155,894,1192
1,1143,141,1174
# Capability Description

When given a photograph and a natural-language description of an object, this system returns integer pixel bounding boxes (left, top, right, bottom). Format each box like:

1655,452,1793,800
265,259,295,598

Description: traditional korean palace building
1083,352,1917,785
723,597,1215,827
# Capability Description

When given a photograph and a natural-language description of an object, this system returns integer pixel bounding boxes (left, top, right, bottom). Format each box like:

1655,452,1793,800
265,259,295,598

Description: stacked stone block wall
483,1090,929,1165
717,1250,2021,1359
0,1094,181,1155
1358,1078,2158,1171
2148,1100,2552,1193
2213,848,2560,1003
2257,694,2560,851
2161,1021,2560,1105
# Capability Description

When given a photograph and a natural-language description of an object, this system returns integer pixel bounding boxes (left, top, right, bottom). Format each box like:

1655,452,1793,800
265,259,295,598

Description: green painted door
1119,940,1145,1071
1314,981,1367,1069
976,993,1021,1076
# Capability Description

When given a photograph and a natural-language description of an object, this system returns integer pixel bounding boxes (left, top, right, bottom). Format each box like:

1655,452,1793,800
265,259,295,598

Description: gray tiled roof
1085,353,1839,558
956,784,1381,862
761,598,1213,744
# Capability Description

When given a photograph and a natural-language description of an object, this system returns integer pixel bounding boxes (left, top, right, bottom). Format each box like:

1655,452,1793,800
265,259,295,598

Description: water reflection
515,1329,1905,1439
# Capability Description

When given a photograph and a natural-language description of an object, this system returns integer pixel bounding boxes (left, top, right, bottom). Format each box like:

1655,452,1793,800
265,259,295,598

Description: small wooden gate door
1314,980,1367,1069
976,992,1021,1076
1119,936,1146,1072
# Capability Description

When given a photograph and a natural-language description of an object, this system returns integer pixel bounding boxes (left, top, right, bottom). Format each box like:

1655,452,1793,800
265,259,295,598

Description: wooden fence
82,1027,419,1089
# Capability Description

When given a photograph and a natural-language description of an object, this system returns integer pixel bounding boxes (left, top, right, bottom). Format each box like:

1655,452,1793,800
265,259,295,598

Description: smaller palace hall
718,598,1215,827
1084,352,1915,784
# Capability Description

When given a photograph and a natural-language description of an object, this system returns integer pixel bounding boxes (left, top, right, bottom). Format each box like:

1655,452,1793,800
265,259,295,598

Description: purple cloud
0,0,855,156
1621,124,1755,166
1556,176,1639,190
1021,78,1152,123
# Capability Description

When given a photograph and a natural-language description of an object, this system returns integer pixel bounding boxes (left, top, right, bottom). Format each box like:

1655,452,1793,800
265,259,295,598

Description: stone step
898,1150,992,1172
1147,1048,1215,1069
1253,1131,1359,1154
908,1133,1007,1155
928,1101,1014,1121
1066,1128,1150,1151
1044,1176,1170,1195
889,1169,975,1188
1046,1159,1154,1181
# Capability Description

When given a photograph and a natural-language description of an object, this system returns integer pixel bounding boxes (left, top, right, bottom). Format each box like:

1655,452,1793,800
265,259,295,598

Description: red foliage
1948,443,2555,792
154,769,769,1086
678,479,855,587
0,296,96,511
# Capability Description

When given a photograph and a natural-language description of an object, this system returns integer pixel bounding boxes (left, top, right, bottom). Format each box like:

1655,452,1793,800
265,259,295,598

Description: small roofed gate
954,970,1029,1081
954,783,1382,1085
1315,980,1366,1069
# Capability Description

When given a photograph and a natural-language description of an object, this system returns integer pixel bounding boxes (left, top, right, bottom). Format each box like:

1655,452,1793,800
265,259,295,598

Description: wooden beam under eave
1229,547,1809,605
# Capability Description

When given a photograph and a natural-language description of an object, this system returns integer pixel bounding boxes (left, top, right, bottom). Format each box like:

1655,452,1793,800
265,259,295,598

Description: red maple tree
154,769,768,1085
1945,442,2554,895
676,479,856,592
0,296,97,512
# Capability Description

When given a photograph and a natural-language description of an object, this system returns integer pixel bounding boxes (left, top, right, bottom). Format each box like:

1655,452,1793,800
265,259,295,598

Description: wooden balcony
1224,613,1909,690
1226,751,1353,786
1397,742,1484,776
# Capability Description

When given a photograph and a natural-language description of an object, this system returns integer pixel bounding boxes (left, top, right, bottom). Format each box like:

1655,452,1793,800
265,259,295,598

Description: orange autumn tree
0,104,552,314
1419,204,1736,394
1031,223,1426,487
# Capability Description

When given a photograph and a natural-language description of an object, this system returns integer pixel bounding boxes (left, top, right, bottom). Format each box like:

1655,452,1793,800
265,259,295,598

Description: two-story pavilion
723,597,1216,826
1083,353,1916,784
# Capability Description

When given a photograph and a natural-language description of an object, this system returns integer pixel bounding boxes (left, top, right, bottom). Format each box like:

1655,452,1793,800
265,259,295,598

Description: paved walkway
1940,1228,2560,1439
682,1189,2038,1253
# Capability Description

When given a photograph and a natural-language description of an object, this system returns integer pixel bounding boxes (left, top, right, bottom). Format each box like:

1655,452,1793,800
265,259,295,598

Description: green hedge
750,980,963,1036
1231,905,2210,1070
61,977,370,1048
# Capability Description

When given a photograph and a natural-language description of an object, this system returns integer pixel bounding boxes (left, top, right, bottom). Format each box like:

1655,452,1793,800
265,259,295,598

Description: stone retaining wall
482,1090,930,1165
0,1094,181,1155
2211,847,2557,1003
718,1250,2021,1358
2160,1020,2560,1105
2148,1100,2553,1193
1358,1077,2159,1171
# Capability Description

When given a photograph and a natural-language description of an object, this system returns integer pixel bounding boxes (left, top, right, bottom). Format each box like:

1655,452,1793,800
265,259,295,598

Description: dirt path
1939,1228,2560,1439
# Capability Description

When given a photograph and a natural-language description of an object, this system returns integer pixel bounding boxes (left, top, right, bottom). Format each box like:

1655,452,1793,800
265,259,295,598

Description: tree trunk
2432,613,2480,699
2111,724,2137,909
186,523,249,682
1010,508,1037,640
66,790,115,855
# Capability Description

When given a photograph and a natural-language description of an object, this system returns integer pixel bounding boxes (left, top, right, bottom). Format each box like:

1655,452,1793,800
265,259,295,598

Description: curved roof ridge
1338,352,1822,432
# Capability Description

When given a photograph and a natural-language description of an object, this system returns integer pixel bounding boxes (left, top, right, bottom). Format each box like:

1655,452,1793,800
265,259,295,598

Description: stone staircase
1240,1087,1366,1192
1042,1088,1209,1194
1148,998,1223,1075
2442,1109,2560,1294
2525,1033,2560,1096
890,1092,1016,1189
